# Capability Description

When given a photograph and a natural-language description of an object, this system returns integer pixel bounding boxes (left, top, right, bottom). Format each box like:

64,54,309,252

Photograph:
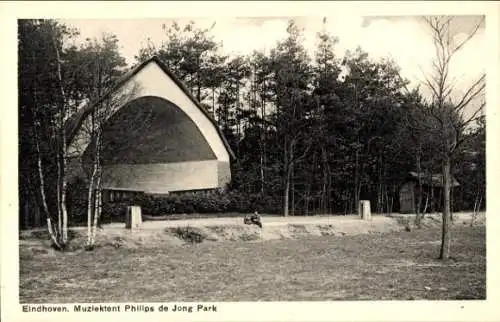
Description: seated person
244,211,262,228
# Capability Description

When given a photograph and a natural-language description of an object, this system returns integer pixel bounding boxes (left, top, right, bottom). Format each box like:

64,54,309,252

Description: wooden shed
66,56,234,199
399,171,460,214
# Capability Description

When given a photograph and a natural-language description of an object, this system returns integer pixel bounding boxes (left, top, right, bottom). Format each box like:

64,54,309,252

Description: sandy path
102,214,396,231
20,212,483,234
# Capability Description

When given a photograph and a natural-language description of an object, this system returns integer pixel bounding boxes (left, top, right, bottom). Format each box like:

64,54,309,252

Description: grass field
19,224,485,302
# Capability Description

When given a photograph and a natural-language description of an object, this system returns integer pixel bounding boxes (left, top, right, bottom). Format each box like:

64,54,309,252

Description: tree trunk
60,130,68,244
197,74,201,103
304,182,311,216
422,193,429,214
260,149,265,194
387,185,394,216
439,155,452,260
384,187,389,214
305,151,317,216
284,165,292,217
31,81,61,249
212,87,216,116
52,32,69,247
354,148,360,213
377,156,383,214
283,132,290,217
450,184,455,222
471,188,482,227
377,182,382,214
86,120,100,248
291,171,295,216
415,151,424,228
34,113,61,249
321,147,328,214
86,164,97,248
56,145,62,239
327,157,332,214
92,172,102,245
344,191,351,215
430,180,435,213
91,126,103,246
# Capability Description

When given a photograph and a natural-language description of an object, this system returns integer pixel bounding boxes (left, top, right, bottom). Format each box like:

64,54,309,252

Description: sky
60,15,485,112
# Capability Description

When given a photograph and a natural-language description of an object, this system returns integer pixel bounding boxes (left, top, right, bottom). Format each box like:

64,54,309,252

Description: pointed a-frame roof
66,55,235,160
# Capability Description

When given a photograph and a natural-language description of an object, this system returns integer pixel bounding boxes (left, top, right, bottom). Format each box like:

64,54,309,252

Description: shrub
101,203,128,223
68,188,283,221
170,226,205,243
66,177,88,226
139,190,233,216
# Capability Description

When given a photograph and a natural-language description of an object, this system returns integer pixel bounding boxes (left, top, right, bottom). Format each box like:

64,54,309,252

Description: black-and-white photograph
2,1,498,321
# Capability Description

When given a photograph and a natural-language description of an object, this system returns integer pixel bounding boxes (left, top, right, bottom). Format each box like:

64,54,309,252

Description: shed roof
408,171,460,187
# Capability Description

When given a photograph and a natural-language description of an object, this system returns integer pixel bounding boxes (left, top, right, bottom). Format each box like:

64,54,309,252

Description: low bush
101,203,128,223
66,187,283,223
135,190,280,216
140,190,231,215
66,178,88,226
169,226,206,243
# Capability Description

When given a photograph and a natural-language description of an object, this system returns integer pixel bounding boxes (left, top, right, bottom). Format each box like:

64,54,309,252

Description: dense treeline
133,19,485,216
19,18,485,231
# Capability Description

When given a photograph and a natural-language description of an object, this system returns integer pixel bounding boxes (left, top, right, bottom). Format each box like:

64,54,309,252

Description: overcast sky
60,15,485,111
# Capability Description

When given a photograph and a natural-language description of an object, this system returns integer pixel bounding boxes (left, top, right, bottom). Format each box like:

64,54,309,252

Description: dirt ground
19,212,485,248
18,212,486,302
19,224,486,302
123,211,485,229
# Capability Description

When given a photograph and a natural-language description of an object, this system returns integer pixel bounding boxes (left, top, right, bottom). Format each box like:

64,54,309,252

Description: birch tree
81,83,139,249
64,34,135,249
420,16,485,260
18,19,80,250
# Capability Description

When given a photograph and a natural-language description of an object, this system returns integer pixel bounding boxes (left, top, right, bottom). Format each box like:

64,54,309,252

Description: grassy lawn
19,226,485,302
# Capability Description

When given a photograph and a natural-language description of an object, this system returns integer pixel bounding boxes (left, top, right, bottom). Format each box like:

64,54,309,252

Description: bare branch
454,74,486,112
418,65,440,100
461,101,485,127
452,108,485,153
451,16,485,55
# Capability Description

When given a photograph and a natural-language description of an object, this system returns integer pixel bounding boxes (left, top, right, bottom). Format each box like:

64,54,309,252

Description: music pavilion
66,56,234,202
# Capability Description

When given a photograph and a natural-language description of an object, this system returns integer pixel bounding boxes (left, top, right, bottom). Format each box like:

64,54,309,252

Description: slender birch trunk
52,31,69,246
86,163,98,247
471,188,483,227
86,108,99,248
212,87,216,116
56,142,62,238
91,130,103,245
422,193,429,214
60,126,68,243
33,105,61,249
31,58,62,247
